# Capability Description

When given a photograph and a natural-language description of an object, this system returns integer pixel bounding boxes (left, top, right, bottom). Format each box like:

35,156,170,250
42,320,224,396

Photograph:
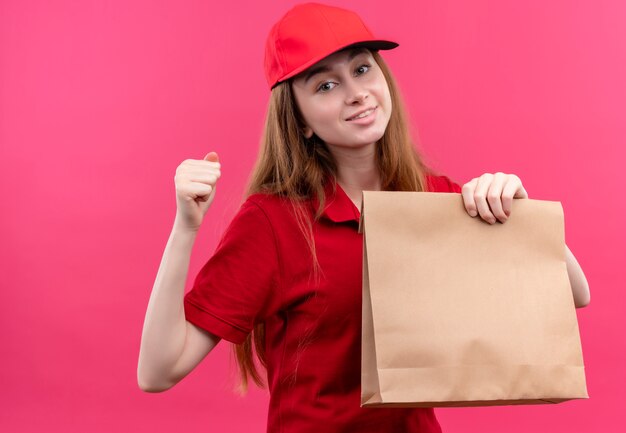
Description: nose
344,78,368,105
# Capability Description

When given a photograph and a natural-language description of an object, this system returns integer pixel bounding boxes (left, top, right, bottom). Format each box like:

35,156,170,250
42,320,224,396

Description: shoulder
227,193,307,252
424,173,463,193
243,192,291,215
218,193,282,237
216,193,283,250
235,192,300,228
227,193,278,229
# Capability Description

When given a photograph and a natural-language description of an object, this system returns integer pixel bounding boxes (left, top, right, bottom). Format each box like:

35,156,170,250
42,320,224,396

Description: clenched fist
173,152,221,232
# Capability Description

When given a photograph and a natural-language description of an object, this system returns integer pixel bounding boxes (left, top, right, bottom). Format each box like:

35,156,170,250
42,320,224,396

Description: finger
511,174,529,198
474,173,496,224
178,162,221,175
195,185,216,202
181,159,219,167
188,174,220,185
200,160,221,169
487,172,508,223
175,169,221,186
501,176,520,216
182,183,214,200
461,178,479,217
204,152,220,163
184,168,222,178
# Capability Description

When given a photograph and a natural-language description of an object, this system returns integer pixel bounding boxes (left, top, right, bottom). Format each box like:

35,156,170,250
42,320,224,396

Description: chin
354,130,386,145
323,130,387,148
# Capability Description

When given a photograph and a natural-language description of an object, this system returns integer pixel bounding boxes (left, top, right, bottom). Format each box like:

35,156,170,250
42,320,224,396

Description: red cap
263,3,399,89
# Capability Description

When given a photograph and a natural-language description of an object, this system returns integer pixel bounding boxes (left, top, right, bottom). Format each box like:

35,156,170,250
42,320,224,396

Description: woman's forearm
565,244,590,308
137,219,198,390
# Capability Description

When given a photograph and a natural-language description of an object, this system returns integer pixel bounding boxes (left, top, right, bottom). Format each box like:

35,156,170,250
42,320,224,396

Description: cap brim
272,40,399,89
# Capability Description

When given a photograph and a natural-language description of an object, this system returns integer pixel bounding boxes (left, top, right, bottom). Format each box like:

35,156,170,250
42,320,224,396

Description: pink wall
1,0,624,431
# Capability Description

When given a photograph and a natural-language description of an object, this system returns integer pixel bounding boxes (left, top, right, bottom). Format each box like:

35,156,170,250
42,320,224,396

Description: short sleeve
184,198,281,344
425,174,463,193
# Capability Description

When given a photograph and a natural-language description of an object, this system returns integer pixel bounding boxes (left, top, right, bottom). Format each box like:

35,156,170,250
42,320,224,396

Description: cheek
306,100,341,130
293,88,327,128
386,91,393,118
380,87,392,121
369,73,392,114
379,81,392,110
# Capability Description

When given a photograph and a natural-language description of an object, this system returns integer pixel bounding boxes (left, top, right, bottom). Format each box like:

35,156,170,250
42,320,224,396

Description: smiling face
290,47,392,152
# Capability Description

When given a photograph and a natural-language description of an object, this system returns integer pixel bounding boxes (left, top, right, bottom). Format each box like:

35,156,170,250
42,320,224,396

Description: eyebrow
303,47,369,84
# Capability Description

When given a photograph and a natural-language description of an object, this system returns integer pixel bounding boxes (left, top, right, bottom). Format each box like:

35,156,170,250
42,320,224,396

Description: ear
303,126,314,139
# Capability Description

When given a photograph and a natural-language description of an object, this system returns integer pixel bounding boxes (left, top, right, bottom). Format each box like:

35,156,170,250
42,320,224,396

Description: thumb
203,151,219,163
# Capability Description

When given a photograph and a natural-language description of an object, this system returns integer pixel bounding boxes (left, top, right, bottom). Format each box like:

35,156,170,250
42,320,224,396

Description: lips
346,106,377,121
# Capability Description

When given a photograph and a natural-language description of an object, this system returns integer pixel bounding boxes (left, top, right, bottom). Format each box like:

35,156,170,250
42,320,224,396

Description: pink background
1,0,624,432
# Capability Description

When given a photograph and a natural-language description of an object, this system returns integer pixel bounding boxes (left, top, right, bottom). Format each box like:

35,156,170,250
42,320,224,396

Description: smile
346,106,377,121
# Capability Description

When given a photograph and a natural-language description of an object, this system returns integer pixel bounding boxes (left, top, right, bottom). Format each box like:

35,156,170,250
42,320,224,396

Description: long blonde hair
232,50,434,393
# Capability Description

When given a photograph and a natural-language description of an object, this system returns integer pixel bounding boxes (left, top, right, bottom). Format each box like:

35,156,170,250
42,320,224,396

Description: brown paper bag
358,191,588,407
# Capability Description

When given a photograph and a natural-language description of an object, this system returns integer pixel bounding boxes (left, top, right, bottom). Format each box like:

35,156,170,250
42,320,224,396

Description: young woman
138,3,590,432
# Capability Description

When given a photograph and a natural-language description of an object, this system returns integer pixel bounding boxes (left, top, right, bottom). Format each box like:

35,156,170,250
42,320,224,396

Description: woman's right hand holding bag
174,151,221,232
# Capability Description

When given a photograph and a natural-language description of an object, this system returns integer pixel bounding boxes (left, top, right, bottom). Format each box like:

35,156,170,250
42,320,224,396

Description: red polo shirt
184,173,462,433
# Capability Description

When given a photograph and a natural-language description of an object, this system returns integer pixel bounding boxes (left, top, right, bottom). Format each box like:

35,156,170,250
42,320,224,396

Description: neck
326,143,381,210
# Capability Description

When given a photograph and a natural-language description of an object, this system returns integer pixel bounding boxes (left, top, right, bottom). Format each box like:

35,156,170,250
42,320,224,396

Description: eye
355,64,371,75
316,81,337,93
